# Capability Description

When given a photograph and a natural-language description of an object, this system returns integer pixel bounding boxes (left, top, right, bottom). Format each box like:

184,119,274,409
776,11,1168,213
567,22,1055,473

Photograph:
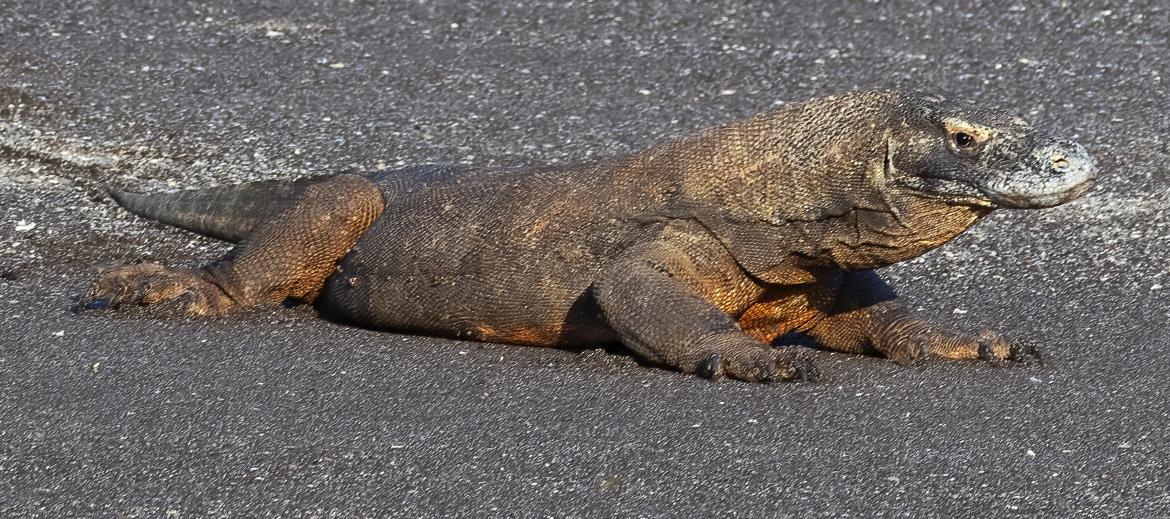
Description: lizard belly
314,212,618,348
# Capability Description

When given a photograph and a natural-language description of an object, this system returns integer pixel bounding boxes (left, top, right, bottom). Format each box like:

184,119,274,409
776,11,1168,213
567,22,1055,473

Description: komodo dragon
80,90,1097,383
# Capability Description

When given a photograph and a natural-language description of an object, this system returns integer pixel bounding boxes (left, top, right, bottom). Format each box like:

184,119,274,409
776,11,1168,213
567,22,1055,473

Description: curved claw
978,332,1045,368
73,297,111,313
701,346,819,384
696,352,725,381
1008,340,1045,367
775,348,820,383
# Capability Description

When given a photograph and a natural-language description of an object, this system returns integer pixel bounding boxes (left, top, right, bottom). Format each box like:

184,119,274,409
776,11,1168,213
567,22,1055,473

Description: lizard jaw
904,139,1098,209
977,140,1098,209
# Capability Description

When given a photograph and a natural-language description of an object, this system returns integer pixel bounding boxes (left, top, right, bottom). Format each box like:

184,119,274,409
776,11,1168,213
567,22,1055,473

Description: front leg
804,271,1041,365
593,239,818,383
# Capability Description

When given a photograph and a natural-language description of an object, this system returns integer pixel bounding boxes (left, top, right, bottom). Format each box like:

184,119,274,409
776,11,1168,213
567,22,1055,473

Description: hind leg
80,175,384,315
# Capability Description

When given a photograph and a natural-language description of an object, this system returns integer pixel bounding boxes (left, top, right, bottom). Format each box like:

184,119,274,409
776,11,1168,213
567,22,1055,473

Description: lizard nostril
1049,152,1070,171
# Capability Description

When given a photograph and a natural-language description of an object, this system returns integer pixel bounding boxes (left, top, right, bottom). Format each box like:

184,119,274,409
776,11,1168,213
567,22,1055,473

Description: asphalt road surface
2,1,1168,517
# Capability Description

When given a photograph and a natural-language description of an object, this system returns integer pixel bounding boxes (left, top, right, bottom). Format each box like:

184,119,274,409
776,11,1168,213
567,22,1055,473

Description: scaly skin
79,90,1096,383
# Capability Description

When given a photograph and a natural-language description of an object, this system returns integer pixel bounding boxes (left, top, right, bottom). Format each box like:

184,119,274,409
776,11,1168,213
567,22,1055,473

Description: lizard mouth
907,140,1098,209
979,176,1096,209
976,141,1098,209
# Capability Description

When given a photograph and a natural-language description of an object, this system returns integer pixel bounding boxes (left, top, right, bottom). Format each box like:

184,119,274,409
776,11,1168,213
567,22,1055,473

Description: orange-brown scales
81,90,1097,383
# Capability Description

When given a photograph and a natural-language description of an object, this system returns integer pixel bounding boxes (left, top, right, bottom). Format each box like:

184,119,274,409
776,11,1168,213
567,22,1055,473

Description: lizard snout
979,139,1097,209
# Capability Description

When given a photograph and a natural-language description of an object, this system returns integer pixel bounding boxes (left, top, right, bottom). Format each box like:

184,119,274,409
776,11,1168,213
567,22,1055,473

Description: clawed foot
879,321,1044,367
975,331,1044,367
696,345,819,383
76,263,235,316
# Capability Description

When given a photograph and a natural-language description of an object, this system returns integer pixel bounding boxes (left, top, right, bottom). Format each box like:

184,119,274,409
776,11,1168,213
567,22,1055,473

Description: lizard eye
943,121,991,156
952,132,975,148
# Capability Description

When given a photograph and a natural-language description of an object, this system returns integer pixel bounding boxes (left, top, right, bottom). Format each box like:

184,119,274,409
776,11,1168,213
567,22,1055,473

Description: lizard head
887,94,1097,209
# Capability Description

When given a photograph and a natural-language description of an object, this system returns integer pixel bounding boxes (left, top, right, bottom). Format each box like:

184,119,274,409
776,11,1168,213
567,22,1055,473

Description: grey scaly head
887,93,1097,209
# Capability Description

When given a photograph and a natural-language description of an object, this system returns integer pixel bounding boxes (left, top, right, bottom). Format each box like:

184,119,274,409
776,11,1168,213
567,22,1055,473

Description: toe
974,330,1042,366
789,354,820,383
1009,340,1044,366
774,348,819,383
720,348,818,384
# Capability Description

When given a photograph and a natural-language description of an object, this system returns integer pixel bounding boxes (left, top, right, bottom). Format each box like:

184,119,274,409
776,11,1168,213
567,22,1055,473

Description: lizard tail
110,176,332,243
